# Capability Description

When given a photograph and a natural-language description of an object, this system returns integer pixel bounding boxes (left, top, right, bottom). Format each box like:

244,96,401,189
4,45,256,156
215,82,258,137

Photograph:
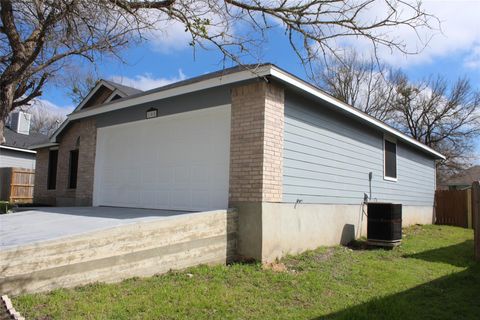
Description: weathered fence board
9,168,35,204
435,189,470,228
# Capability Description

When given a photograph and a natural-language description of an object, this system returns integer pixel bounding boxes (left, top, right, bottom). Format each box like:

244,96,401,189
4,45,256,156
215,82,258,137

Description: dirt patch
313,248,335,262
262,261,288,272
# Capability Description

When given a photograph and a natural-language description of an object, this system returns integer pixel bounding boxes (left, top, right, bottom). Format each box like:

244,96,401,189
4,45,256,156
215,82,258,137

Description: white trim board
29,142,59,150
383,135,398,182
73,80,117,113
68,66,271,121
269,67,445,160
1,145,37,154
53,64,445,160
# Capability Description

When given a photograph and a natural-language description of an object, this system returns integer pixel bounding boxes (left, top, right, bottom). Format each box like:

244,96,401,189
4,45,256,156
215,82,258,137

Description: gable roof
102,80,143,96
43,64,444,160
73,79,142,113
2,126,48,153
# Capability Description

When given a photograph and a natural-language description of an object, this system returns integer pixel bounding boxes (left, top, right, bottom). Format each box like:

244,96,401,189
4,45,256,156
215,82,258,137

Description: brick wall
229,81,284,203
34,119,97,206
33,148,56,205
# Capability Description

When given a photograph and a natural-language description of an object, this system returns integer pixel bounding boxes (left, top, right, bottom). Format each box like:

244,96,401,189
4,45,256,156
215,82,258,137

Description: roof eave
67,65,272,122
49,64,445,160
1,145,37,153
268,66,446,160
29,142,59,150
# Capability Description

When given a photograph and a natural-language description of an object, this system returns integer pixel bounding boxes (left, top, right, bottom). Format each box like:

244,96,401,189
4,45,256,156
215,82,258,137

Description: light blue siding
283,93,436,206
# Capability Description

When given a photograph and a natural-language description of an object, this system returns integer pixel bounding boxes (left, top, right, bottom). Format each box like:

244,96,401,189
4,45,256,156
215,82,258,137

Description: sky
38,0,480,159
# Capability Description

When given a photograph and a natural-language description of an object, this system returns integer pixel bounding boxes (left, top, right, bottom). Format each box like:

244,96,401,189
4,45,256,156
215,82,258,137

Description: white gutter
1,145,37,154
50,66,271,143
29,142,59,150
50,63,444,160
269,66,446,160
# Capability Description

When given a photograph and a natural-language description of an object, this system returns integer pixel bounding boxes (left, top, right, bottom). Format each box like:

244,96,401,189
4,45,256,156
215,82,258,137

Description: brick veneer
34,119,97,206
36,81,284,206
229,81,284,203
33,148,56,205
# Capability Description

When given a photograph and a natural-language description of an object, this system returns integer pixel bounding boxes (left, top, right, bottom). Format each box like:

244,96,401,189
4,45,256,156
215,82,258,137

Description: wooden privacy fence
435,189,473,228
9,167,35,204
473,182,479,261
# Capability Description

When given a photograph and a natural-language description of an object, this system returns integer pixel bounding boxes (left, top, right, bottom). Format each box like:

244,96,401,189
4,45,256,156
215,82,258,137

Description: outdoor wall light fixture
146,107,158,119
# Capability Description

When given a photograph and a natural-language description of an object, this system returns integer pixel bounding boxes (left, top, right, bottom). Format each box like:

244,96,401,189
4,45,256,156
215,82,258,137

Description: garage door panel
93,106,230,211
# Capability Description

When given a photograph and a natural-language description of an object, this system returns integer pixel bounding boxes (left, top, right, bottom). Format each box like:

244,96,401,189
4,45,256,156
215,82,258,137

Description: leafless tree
316,51,397,121
29,109,65,136
0,0,438,142
391,73,480,178
16,101,68,135
63,68,100,104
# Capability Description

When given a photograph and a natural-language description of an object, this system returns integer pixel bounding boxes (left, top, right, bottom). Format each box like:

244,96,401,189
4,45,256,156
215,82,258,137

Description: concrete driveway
0,207,191,250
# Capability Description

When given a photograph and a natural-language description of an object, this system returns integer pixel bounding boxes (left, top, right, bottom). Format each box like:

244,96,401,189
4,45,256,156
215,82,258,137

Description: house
31,64,444,261
438,165,480,190
1,112,48,202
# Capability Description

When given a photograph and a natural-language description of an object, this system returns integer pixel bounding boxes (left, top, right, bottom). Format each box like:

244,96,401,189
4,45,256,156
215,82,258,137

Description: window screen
47,150,58,190
384,139,397,179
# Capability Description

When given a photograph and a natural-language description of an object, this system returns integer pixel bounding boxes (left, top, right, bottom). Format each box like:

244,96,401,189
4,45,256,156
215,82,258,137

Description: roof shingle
2,127,48,150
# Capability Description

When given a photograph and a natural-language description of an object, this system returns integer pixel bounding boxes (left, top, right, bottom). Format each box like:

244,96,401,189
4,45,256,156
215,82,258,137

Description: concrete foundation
0,209,237,295
236,202,434,262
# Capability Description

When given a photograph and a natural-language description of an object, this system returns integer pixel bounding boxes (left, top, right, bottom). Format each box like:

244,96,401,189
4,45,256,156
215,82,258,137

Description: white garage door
93,105,230,211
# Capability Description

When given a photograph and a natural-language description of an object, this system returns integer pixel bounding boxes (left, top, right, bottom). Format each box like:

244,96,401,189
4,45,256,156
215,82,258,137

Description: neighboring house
31,64,445,261
439,165,480,190
1,111,48,201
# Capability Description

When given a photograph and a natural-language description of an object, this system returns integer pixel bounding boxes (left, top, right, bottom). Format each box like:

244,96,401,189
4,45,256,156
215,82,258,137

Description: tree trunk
0,83,15,144
0,118,5,144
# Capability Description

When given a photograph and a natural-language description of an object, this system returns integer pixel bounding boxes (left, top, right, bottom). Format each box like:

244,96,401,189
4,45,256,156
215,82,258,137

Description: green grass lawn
13,225,480,320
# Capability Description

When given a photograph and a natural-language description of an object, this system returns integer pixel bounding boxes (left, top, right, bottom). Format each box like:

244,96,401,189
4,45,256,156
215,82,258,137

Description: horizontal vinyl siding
0,149,36,169
283,94,435,206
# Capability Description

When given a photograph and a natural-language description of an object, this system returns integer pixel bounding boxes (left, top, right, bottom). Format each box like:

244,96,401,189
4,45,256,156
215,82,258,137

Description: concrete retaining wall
0,209,237,295
237,203,433,262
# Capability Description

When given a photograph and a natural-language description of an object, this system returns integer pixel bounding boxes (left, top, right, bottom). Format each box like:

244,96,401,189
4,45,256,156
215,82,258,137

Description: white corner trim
269,67,446,160
1,145,37,154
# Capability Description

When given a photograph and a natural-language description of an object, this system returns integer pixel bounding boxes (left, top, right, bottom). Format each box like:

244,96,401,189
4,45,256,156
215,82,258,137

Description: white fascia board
104,89,126,103
73,80,116,113
1,145,37,154
49,119,69,142
29,142,59,150
67,66,271,121
269,67,446,160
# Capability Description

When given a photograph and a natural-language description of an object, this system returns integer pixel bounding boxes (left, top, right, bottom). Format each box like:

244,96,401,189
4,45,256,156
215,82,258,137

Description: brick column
56,119,97,206
229,81,284,204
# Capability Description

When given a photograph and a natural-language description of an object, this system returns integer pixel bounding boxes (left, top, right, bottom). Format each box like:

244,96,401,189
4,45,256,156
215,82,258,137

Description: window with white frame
384,137,397,180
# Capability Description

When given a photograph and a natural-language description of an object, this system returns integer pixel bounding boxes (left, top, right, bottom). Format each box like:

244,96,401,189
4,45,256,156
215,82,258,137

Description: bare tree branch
0,0,438,143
